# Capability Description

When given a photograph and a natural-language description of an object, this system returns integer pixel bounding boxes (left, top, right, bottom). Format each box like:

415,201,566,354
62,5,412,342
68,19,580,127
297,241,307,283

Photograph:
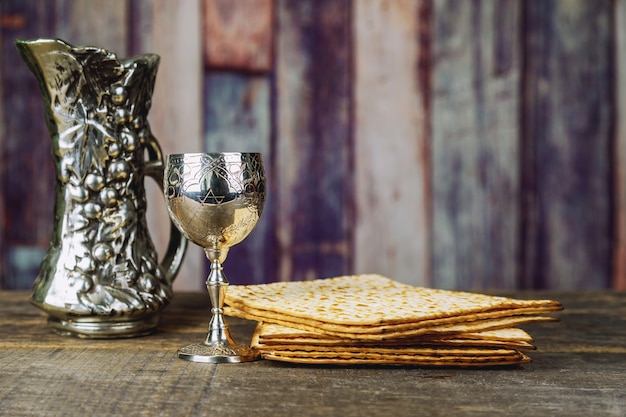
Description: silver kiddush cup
15,38,187,338
164,152,266,363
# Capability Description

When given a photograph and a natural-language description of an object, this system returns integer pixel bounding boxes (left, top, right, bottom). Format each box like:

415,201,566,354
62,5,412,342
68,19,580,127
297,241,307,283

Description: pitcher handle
144,136,188,284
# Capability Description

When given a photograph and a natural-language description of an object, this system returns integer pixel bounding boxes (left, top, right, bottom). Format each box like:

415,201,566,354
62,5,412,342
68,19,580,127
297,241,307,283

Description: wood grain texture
54,0,129,55
203,0,273,72
614,0,626,291
353,0,431,287
0,1,57,289
0,1,620,291
1,246,46,290
0,1,56,244
204,73,274,284
147,0,206,291
128,0,155,55
1,290,625,416
275,0,353,282
0,0,4,288
431,0,521,290
521,0,612,289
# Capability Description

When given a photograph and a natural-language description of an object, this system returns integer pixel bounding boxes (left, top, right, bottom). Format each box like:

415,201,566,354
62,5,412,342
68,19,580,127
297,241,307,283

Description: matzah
260,351,532,367
226,304,557,340
256,323,536,350
225,274,561,327
252,324,532,366
224,275,561,366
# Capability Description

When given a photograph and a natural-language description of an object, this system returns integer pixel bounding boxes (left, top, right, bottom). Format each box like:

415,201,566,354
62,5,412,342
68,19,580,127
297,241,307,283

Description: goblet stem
204,255,233,346
176,248,259,363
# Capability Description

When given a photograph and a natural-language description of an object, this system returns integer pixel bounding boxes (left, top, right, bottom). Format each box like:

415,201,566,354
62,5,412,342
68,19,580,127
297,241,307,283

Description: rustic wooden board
54,0,129,55
0,1,58,289
204,73,273,284
353,0,431,287
0,1,4,288
1,246,46,290
521,0,612,289
431,0,521,290
0,2,58,233
614,0,626,291
145,0,206,291
0,0,621,291
1,291,625,416
0,2,6,288
203,0,273,72
128,0,155,55
275,0,352,282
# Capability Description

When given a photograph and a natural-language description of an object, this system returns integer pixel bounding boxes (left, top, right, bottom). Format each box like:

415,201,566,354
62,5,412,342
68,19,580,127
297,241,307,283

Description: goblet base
177,342,261,363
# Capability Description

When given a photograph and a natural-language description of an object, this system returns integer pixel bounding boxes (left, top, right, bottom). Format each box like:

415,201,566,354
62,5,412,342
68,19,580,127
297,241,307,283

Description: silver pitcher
15,38,187,338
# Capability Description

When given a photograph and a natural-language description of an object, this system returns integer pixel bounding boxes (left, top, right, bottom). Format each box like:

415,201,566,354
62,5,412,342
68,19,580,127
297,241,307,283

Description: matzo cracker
225,304,557,340
254,322,535,350
225,275,562,328
261,351,531,366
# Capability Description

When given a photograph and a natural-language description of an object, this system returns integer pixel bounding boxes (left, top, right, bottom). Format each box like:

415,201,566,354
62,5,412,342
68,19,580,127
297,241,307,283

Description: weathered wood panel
0,1,61,289
128,0,154,55
275,0,352,281
203,0,273,72
0,1,4,288
54,0,129,55
204,73,273,284
201,0,274,284
0,2,58,222
204,74,271,153
0,0,621,291
147,0,206,291
522,0,612,289
431,0,521,290
2,290,626,416
353,0,431,287
1,246,46,290
614,0,626,291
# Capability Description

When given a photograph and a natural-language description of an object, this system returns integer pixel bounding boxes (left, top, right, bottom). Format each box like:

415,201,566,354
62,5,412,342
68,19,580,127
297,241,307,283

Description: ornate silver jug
15,38,187,338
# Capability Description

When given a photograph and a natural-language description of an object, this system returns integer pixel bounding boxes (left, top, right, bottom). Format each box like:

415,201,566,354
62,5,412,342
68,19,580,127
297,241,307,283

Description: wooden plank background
431,0,521,289
616,0,626,290
353,0,430,287
0,0,621,291
275,0,353,282
522,0,612,290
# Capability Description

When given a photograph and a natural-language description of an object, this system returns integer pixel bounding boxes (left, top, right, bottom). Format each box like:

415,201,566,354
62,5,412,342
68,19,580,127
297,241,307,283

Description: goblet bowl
164,152,265,252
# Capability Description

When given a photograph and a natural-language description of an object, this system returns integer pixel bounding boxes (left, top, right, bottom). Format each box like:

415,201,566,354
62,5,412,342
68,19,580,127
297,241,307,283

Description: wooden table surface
1,290,625,417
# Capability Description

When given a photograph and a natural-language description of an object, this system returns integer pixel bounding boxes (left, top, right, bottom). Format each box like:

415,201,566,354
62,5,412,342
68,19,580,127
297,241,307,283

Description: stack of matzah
224,274,562,367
